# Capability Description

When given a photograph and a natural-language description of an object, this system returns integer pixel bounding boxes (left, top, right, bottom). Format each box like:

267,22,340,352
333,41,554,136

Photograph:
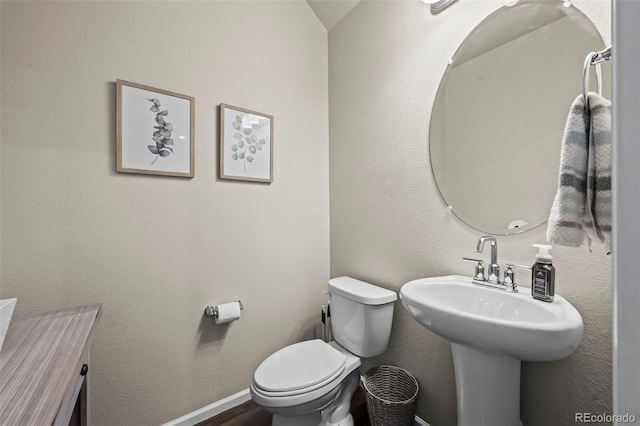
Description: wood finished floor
196,387,371,426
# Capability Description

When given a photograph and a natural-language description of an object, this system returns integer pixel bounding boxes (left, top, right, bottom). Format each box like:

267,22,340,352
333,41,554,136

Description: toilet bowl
250,277,397,426
251,340,361,426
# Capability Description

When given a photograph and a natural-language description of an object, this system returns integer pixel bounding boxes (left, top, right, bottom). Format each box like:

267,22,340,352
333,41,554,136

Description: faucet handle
506,264,531,271
503,265,517,292
463,257,486,281
503,264,531,292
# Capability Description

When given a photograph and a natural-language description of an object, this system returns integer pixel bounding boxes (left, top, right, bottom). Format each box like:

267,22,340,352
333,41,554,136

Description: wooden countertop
0,304,102,425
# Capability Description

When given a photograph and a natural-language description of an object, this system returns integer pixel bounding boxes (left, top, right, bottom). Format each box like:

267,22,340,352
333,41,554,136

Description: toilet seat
253,340,347,397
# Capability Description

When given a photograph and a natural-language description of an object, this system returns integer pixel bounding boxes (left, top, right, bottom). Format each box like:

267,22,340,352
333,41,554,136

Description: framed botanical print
117,80,194,177
220,104,273,183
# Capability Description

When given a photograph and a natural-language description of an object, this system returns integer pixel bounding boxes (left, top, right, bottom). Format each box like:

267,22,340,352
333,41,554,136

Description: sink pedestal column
451,343,521,426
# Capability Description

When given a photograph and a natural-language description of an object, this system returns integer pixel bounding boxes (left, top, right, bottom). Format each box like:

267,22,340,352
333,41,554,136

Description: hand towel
546,92,612,250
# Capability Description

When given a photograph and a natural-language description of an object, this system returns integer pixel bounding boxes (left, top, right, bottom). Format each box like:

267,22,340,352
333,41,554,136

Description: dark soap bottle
531,244,555,302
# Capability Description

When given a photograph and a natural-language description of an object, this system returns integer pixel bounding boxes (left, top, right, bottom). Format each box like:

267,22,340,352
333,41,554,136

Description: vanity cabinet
0,304,102,426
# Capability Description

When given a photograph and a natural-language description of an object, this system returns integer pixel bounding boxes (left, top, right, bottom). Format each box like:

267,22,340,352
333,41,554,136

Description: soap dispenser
531,244,555,302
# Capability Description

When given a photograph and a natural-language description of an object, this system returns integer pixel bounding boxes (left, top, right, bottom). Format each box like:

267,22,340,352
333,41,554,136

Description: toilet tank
328,277,397,358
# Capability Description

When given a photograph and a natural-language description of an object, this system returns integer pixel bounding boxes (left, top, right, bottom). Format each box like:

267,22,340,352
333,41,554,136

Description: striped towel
546,92,612,250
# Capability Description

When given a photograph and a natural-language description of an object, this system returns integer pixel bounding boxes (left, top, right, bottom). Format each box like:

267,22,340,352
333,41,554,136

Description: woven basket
362,365,419,426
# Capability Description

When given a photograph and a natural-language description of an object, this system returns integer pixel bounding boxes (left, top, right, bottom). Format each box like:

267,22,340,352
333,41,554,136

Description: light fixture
422,0,459,14
249,115,260,125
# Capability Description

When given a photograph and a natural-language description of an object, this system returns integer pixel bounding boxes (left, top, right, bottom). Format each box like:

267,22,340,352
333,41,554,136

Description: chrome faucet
463,236,526,292
476,236,500,284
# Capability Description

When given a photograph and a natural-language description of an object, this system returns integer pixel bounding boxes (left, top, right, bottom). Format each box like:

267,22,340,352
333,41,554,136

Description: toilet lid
254,340,347,393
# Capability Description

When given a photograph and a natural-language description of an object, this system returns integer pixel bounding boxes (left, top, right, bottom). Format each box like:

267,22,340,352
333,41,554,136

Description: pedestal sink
400,275,583,426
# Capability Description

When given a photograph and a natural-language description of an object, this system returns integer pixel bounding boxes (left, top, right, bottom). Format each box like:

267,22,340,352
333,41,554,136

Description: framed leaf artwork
117,80,194,177
220,104,273,183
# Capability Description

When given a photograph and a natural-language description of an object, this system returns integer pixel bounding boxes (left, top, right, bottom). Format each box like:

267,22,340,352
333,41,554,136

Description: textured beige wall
329,1,612,425
0,1,328,425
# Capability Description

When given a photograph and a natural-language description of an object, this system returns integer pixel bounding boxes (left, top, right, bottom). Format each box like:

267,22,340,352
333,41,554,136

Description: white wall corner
612,0,640,421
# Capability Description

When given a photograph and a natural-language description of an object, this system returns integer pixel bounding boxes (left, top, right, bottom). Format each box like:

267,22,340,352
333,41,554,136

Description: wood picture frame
117,79,194,177
220,104,273,183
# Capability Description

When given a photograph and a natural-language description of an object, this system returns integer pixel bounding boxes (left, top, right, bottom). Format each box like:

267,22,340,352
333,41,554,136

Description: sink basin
400,275,583,361
400,275,584,426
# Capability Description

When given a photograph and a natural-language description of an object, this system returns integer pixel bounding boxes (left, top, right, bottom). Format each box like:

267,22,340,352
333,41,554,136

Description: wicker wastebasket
362,365,419,426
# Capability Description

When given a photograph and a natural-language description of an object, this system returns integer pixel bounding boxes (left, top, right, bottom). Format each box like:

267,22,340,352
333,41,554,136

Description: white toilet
250,276,397,426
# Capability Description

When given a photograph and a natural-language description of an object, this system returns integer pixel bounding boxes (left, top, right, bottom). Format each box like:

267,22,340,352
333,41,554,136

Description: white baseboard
162,387,430,426
415,415,430,426
162,388,251,426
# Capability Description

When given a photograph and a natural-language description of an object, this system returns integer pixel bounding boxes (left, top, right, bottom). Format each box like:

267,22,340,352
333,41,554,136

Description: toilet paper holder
204,300,244,318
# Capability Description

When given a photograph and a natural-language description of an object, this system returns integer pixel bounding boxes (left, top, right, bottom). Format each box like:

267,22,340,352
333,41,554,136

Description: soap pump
531,244,555,302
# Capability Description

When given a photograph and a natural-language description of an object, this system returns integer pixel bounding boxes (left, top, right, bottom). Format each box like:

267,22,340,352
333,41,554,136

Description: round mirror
430,0,608,235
